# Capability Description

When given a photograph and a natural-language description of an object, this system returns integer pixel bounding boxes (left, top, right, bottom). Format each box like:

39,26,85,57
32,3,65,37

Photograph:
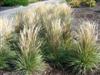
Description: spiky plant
66,21,100,75
0,17,16,70
37,3,73,69
16,24,45,75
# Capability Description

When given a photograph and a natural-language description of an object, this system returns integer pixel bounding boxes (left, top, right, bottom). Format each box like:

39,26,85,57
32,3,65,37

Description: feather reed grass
34,3,73,70
67,21,100,75
17,23,45,75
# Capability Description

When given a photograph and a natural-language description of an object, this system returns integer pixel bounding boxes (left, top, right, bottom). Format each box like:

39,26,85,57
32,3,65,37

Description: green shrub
2,0,28,6
28,0,40,3
2,0,41,6
0,0,4,5
69,0,81,7
81,0,96,7
66,21,100,75
17,0,28,5
66,0,96,7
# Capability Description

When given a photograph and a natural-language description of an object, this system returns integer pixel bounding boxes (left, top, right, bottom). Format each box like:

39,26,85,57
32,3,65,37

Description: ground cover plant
66,0,96,7
0,2,100,75
28,0,41,3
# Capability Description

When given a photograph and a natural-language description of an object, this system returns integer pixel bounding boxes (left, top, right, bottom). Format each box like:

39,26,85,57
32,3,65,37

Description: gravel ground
0,7,16,11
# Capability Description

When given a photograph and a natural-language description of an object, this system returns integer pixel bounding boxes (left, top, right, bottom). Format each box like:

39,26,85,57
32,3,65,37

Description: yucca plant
66,21,100,75
16,23,45,75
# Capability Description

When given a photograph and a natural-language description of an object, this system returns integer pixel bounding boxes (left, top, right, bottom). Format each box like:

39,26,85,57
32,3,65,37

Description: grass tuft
16,23,45,75
66,21,100,75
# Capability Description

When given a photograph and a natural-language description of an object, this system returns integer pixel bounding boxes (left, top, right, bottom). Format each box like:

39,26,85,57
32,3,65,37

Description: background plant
66,0,96,7
1,0,40,6
2,0,28,6
28,0,40,3
0,0,4,5
81,0,96,7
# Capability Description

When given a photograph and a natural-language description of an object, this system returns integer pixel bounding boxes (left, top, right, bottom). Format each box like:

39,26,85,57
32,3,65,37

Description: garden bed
0,0,100,75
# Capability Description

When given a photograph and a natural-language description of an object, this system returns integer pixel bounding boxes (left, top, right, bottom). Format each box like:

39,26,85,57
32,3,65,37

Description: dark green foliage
65,0,71,2
0,39,16,71
0,0,4,5
2,0,28,6
66,0,96,7
29,0,40,3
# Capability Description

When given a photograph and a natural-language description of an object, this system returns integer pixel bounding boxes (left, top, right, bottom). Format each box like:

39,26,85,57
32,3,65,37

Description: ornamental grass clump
66,21,100,75
0,9,46,74
16,23,45,75
36,3,73,69
0,17,16,70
